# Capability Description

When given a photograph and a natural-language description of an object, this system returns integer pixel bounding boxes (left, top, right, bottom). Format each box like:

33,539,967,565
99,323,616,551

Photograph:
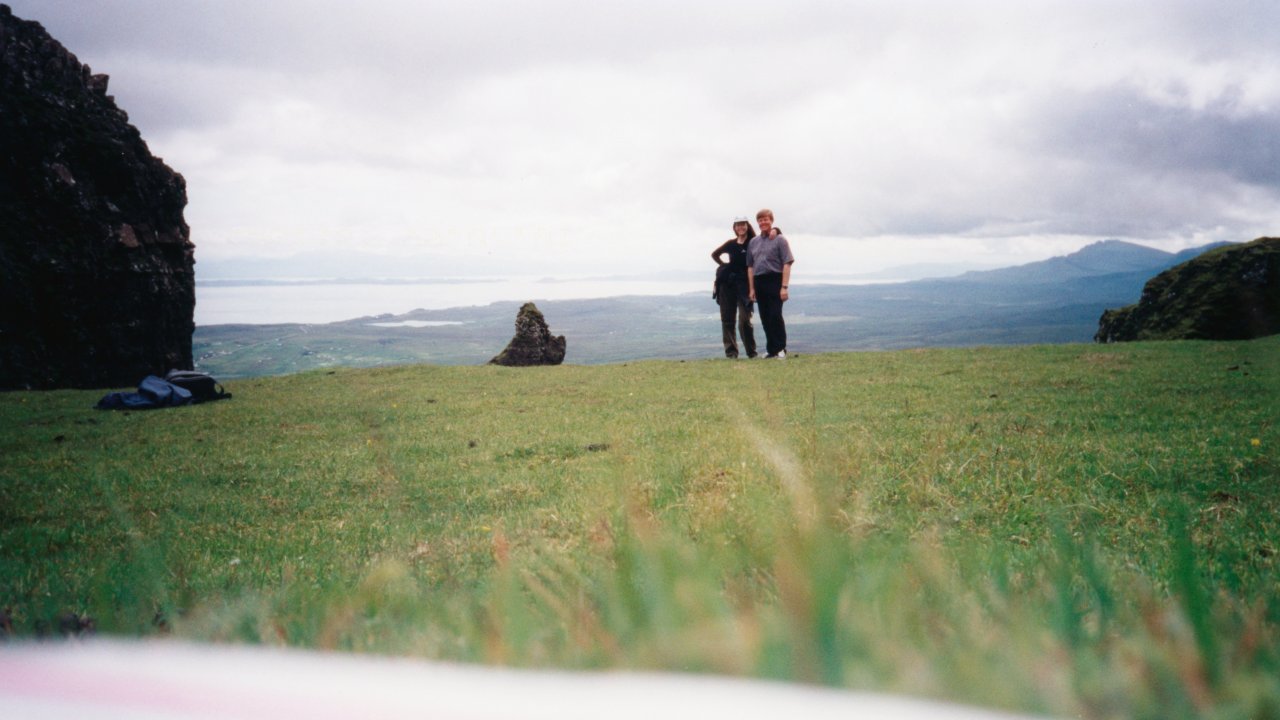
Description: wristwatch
782,285,788,289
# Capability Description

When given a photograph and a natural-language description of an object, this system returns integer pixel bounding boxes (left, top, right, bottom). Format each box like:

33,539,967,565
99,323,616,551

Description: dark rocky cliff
1095,238,1280,343
0,4,195,389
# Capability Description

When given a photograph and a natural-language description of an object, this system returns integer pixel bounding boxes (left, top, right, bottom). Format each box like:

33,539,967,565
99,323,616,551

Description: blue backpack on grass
95,371,231,410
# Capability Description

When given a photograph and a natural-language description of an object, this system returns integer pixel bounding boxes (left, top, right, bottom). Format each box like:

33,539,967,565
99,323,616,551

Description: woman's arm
711,240,730,265
747,267,756,302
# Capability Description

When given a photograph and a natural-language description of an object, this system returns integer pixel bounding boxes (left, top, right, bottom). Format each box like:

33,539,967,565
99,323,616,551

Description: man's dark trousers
754,272,786,356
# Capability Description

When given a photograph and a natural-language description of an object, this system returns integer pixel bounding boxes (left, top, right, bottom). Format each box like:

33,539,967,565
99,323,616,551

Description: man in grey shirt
746,208,795,358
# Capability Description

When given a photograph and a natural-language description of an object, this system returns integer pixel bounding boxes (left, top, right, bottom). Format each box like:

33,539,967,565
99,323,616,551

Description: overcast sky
11,0,1280,277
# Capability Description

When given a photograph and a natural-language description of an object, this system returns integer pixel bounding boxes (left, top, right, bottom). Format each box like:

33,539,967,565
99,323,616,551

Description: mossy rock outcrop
489,302,566,366
1095,237,1280,342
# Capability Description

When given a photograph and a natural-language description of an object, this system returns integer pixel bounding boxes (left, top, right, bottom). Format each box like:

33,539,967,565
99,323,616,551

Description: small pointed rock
489,302,566,366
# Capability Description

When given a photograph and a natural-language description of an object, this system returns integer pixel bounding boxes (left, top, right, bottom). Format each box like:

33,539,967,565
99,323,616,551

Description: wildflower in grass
1252,438,1262,447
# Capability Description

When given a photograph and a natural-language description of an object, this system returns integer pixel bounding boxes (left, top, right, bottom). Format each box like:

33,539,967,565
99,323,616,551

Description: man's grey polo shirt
746,233,795,275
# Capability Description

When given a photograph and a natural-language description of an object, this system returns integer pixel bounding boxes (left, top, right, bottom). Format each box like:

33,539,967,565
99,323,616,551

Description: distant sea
195,277,712,325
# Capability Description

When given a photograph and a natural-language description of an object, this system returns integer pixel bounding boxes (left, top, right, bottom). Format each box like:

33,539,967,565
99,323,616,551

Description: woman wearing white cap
710,217,759,358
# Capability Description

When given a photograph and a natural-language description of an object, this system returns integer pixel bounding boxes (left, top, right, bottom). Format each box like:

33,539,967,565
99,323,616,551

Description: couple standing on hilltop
711,208,795,359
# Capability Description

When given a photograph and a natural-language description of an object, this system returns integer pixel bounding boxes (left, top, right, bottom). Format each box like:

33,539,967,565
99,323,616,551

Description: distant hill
1096,237,1280,342
951,239,1230,285
194,239,1236,377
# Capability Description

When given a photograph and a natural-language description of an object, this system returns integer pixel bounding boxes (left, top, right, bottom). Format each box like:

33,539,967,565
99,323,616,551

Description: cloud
1014,81,1280,239
1036,85,1280,187
8,0,1280,276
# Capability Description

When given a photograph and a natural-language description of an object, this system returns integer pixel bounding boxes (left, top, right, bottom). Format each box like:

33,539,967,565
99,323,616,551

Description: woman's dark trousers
718,285,757,358
753,272,787,356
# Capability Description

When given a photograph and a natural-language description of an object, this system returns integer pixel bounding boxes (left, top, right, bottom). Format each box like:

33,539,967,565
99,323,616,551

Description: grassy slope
3,339,1278,718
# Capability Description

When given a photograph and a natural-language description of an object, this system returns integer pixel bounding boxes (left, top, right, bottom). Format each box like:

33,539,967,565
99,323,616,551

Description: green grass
3,339,1279,718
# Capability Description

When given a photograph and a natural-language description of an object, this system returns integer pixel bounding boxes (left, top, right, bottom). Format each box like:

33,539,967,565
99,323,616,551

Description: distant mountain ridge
951,239,1232,285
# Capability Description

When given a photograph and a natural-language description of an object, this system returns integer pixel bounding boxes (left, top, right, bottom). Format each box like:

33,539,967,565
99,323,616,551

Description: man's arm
777,235,795,301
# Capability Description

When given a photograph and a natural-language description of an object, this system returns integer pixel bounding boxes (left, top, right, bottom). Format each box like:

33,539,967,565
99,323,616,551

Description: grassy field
2,339,1278,718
